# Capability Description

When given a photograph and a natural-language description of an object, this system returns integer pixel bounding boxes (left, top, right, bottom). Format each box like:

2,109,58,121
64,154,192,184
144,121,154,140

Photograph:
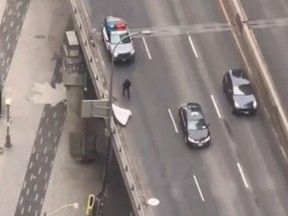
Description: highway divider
219,0,288,160
67,0,154,216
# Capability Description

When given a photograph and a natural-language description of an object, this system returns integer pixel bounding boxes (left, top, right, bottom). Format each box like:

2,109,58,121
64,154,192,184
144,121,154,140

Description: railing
66,0,155,216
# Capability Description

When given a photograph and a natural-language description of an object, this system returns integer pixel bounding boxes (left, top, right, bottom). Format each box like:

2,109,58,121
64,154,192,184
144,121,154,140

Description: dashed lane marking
168,108,179,133
193,175,205,202
210,94,222,119
38,127,42,135
237,162,249,188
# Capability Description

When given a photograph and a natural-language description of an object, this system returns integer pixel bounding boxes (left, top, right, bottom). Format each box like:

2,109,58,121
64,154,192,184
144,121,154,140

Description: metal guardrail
219,0,288,161
66,0,154,216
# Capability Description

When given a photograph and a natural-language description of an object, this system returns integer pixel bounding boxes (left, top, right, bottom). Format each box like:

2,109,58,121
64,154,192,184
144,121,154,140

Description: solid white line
210,94,222,119
142,37,152,59
237,163,249,188
97,47,106,68
168,109,179,133
188,36,199,58
193,175,205,201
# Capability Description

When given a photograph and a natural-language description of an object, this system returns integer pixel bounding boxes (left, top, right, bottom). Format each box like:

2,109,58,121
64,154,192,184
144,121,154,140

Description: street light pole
5,98,12,148
43,202,79,216
98,30,151,198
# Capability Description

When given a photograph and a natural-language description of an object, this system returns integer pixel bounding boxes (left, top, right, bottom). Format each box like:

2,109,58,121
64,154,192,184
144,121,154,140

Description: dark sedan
223,69,257,115
178,103,211,148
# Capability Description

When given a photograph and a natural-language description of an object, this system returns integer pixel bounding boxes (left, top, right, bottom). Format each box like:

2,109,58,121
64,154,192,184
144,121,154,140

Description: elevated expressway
73,0,288,215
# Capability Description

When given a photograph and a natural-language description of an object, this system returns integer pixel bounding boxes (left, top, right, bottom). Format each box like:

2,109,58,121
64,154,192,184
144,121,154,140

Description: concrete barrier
219,0,288,160
66,0,154,216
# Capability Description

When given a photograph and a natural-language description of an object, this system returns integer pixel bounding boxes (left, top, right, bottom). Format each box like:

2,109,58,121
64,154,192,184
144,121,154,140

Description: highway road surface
241,0,288,110
84,0,288,215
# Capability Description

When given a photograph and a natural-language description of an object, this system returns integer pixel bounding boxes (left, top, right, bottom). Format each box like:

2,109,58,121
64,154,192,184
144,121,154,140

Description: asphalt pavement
84,0,288,215
241,0,288,110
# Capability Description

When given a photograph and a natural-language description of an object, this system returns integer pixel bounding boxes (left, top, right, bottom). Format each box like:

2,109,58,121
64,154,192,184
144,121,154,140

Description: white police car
102,16,135,62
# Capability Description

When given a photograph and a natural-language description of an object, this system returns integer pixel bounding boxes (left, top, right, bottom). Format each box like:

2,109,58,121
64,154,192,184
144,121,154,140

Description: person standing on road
122,79,131,99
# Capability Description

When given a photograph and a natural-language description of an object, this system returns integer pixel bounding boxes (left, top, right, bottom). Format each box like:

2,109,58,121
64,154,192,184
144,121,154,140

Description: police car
102,16,135,62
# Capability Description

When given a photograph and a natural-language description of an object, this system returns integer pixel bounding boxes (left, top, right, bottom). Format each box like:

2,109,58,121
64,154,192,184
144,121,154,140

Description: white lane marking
168,109,179,133
53,111,57,118
44,147,47,154
29,162,33,169
210,94,222,119
54,120,58,127
188,35,199,58
45,172,48,179
54,135,58,144
45,117,49,124
97,47,105,68
23,181,27,189
237,163,249,188
42,111,45,118
28,205,31,212
26,188,30,196
34,210,38,216
50,160,54,168
44,182,48,191
38,167,42,175
6,57,10,64
10,21,14,27
7,43,10,50
35,193,38,201
142,37,152,59
36,153,39,160
32,146,36,154
33,184,37,191
45,156,48,163
193,175,205,201
5,35,10,41
3,26,6,33
40,137,43,144
47,131,51,138
41,198,44,205
21,207,24,215
38,127,42,135
8,9,12,15
20,196,23,205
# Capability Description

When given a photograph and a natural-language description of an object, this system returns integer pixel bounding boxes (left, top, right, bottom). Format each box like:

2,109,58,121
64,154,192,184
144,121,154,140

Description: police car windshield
110,32,131,44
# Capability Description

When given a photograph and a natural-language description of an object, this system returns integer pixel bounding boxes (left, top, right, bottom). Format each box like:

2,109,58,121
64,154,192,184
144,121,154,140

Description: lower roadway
84,0,288,215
